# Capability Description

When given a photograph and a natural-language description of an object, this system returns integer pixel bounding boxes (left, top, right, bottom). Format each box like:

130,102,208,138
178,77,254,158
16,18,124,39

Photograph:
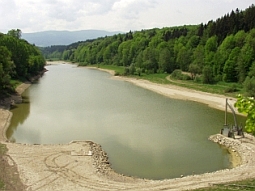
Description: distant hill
22,30,122,47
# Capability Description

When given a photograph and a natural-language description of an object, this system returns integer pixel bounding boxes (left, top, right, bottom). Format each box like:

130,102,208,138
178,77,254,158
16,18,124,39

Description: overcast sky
0,0,254,33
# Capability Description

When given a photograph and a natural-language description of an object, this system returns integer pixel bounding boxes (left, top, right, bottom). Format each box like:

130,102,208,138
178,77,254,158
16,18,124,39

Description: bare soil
0,62,255,190
1,134,255,191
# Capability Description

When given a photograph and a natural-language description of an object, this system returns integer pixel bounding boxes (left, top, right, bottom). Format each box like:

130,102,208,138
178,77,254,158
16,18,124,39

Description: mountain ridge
22,29,122,47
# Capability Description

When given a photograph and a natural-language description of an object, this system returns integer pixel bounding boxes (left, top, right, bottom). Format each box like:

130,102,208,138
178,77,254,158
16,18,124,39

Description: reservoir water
7,63,245,180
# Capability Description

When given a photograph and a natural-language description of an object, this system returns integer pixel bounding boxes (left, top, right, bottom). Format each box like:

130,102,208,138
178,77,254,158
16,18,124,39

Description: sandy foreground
1,63,255,190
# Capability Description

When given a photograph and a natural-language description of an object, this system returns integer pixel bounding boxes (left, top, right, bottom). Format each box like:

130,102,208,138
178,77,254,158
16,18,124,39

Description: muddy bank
0,82,34,142
0,109,12,142
1,68,47,108
0,70,47,190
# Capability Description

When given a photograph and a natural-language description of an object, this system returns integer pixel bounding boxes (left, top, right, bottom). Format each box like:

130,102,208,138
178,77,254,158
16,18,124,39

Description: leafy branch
234,95,255,134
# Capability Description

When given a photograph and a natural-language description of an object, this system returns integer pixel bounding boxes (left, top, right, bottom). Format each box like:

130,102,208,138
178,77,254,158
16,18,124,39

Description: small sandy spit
0,62,255,191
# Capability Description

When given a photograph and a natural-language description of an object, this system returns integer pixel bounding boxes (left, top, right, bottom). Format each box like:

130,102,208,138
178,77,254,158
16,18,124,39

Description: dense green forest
43,4,255,96
0,29,45,97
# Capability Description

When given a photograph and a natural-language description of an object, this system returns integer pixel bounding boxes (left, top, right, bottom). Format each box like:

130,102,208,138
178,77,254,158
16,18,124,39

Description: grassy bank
96,64,125,75
194,179,255,190
94,64,243,98
0,143,26,190
0,143,7,189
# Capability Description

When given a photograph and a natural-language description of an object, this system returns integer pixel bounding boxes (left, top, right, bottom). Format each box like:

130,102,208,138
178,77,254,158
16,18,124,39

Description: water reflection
7,63,246,180
7,94,31,142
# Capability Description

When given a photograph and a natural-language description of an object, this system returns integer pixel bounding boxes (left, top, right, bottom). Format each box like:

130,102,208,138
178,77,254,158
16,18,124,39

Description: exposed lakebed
7,63,245,180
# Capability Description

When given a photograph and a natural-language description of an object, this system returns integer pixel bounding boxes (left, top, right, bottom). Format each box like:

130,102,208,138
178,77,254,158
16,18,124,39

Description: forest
0,29,46,97
43,4,255,96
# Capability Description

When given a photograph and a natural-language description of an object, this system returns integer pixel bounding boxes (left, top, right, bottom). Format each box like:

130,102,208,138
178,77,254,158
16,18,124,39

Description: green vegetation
0,29,45,97
1,5,255,189
0,179,4,190
235,95,255,135
0,144,7,157
42,5,255,98
194,179,255,190
139,73,170,84
96,64,125,75
0,143,7,189
91,64,243,96
169,76,243,96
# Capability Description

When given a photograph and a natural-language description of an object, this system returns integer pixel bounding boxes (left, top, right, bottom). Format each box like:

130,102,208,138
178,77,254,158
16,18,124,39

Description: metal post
224,98,228,126
226,99,238,128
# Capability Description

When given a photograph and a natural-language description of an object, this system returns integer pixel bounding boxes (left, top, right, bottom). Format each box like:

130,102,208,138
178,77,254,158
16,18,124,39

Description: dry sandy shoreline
94,66,238,112
0,62,255,190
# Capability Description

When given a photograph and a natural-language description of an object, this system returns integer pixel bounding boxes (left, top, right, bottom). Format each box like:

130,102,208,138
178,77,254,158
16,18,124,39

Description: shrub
182,74,192,80
202,65,214,84
136,68,142,76
124,67,130,75
171,70,183,79
194,76,202,83
224,84,239,93
235,95,255,135
243,76,255,97
171,70,191,80
114,72,120,76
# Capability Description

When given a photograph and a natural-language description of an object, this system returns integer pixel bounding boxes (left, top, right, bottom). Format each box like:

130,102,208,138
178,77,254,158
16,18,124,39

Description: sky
0,0,254,33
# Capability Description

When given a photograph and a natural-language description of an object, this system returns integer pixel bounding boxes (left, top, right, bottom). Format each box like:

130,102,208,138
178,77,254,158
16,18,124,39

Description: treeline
200,5,255,43
0,29,45,96
39,45,67,60
43,5,255,95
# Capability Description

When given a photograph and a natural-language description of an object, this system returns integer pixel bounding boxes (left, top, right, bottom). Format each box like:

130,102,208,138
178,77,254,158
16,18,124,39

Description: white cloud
112,0,157,19
0,0,254,33
0,0,17,31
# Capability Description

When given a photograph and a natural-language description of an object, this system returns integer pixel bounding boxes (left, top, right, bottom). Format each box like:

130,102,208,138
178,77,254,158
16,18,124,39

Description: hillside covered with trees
44,5,255,95
0,29,46,97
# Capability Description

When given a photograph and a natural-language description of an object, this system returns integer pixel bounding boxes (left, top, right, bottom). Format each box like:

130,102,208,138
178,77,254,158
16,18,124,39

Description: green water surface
7,63,245,180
